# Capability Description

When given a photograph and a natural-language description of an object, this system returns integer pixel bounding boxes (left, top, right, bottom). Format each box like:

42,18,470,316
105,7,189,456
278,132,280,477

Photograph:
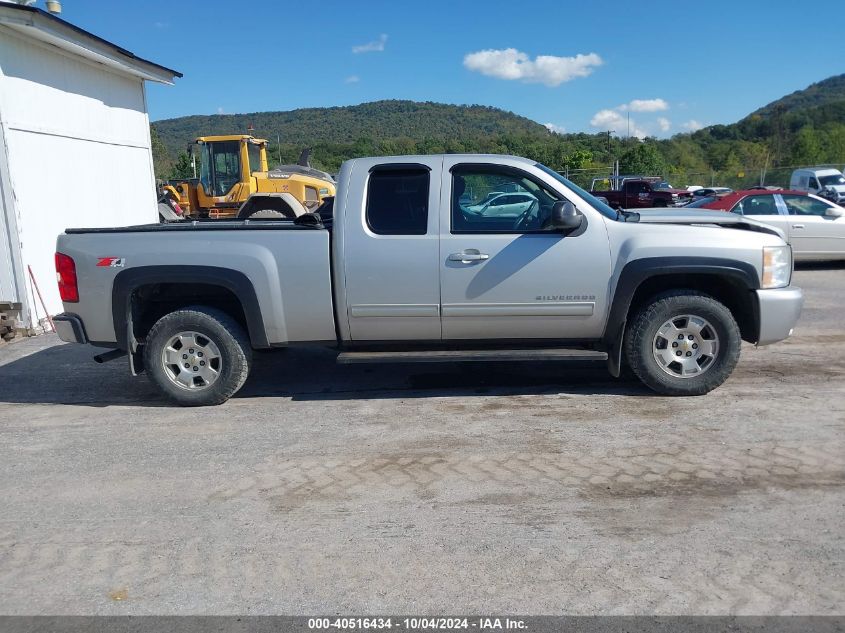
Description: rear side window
366,168,429,235
782,194,831,216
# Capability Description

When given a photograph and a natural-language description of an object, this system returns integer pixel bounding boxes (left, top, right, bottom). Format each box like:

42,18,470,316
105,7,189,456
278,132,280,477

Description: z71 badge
96,257,125,268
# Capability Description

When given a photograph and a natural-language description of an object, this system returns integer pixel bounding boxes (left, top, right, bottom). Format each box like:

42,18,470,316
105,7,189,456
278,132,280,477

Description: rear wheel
144,306,252,406
245,209,288,219
624,291,741,396
0,312,14,342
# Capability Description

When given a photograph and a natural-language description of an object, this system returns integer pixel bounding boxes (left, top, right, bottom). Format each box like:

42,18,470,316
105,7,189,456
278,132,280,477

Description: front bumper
53,313,88,344
755,286,803,346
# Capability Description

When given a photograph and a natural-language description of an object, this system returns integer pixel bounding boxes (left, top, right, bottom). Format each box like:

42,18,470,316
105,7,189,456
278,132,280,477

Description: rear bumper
53,313,88,344
755,286,803,346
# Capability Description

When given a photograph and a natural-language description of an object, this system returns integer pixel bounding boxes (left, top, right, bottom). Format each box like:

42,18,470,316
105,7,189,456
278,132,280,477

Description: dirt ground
0,263,842,615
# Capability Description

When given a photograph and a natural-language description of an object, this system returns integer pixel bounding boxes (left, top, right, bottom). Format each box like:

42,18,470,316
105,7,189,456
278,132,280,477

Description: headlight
762,245,791,288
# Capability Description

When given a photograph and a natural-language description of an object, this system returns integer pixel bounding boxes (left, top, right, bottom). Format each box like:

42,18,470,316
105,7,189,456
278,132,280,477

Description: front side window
452,167,562,233
782,194,832,216
366,168,429,235
536,163,618,220
808,177,820,189
732,195,779,215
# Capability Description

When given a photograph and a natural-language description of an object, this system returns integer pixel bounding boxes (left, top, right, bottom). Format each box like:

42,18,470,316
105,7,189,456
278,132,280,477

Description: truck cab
592,178,690,209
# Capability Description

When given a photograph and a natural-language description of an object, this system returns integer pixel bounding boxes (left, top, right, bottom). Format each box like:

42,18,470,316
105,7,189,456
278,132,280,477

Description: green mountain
152,100,550,158
750,74,845,119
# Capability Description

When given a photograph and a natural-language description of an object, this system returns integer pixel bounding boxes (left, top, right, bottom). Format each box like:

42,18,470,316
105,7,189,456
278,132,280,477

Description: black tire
624,291,741,396
0,312,14,342
143,306,252,406
653,199,668,207
245,209,288,219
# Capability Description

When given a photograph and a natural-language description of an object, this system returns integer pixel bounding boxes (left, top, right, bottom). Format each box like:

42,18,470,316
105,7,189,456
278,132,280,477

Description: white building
0,3,180,333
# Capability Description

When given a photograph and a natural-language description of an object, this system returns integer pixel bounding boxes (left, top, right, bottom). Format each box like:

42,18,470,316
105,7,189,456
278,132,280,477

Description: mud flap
606,320,626,378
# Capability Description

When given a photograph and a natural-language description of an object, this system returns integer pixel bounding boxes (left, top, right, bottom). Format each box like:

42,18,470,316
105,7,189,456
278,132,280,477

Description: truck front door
439,160,611,341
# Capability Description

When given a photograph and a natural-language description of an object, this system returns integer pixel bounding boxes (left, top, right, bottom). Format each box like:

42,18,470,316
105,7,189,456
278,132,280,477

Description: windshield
819,174,845,187
535,163,619,220
684,196,717,208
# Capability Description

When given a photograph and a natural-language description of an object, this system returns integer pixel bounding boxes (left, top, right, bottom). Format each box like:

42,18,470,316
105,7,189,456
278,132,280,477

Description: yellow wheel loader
159,135,335,221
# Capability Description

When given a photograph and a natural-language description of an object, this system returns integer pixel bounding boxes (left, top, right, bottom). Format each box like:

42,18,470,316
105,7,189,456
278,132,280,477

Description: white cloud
682,119,704,131
657,117,671,132
154,21,170,29
463,48,603,87
544,123,566,134
622,98,669,113
344,75,360,84
216,107,225,115
590,109,624,129
352,34,387,54
590,109,647,139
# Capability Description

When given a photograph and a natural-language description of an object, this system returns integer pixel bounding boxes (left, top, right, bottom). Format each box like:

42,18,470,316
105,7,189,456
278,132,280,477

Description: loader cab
190,135,269,203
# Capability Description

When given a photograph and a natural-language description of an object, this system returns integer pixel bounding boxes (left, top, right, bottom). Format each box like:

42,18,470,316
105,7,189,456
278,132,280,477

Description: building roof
0,3,181,84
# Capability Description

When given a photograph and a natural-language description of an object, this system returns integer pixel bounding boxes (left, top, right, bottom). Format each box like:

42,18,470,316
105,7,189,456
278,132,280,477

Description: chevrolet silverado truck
592,178,693,209
53,154,803,406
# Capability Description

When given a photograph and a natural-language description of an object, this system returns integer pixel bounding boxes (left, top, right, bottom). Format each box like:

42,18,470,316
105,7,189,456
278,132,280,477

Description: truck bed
57,219,336,347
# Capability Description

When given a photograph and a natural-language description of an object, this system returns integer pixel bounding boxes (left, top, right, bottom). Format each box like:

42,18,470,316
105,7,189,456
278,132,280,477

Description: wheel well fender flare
237,193,306,218
111,266,269,352
603,256,759,376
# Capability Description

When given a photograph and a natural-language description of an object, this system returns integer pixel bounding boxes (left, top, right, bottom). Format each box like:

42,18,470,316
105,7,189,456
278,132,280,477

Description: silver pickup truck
53,154,803,406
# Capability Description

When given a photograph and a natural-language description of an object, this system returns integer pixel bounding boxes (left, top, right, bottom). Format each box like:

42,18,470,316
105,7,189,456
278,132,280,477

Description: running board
337,349,608,364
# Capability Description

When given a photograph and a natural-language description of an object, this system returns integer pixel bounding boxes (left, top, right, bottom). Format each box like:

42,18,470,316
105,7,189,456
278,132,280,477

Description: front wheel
624,291,741,396
144,306,252,406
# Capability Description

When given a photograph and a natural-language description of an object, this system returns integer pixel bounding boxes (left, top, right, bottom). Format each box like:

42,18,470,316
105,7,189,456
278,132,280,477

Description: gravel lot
0,264,843,615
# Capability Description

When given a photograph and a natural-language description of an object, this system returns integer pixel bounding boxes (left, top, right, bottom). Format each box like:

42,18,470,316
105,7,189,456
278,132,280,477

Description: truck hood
630,207,785,240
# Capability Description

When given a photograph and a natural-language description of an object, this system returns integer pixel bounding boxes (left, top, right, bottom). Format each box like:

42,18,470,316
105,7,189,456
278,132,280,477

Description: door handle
792,224,805,229
448,251,489,263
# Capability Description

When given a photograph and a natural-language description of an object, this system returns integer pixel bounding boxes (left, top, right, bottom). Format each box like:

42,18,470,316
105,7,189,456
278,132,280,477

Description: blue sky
62,0,840,138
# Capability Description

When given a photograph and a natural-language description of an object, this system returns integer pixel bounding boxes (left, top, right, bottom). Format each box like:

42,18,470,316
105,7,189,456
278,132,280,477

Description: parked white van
790,168,845,204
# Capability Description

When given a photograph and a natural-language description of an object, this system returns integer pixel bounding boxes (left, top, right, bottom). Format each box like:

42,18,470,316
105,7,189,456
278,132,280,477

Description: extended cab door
439,159,611,340
337,158,442,341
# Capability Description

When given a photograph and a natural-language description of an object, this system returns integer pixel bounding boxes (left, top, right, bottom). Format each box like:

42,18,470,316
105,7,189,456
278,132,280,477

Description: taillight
55,252,79,303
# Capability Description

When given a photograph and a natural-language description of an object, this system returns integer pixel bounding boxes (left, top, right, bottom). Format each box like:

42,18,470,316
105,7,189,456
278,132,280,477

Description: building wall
0,26,158,323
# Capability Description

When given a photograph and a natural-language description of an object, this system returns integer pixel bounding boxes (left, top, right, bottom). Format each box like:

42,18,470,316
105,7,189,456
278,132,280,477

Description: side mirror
825,206,844,218
550,201,584,231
